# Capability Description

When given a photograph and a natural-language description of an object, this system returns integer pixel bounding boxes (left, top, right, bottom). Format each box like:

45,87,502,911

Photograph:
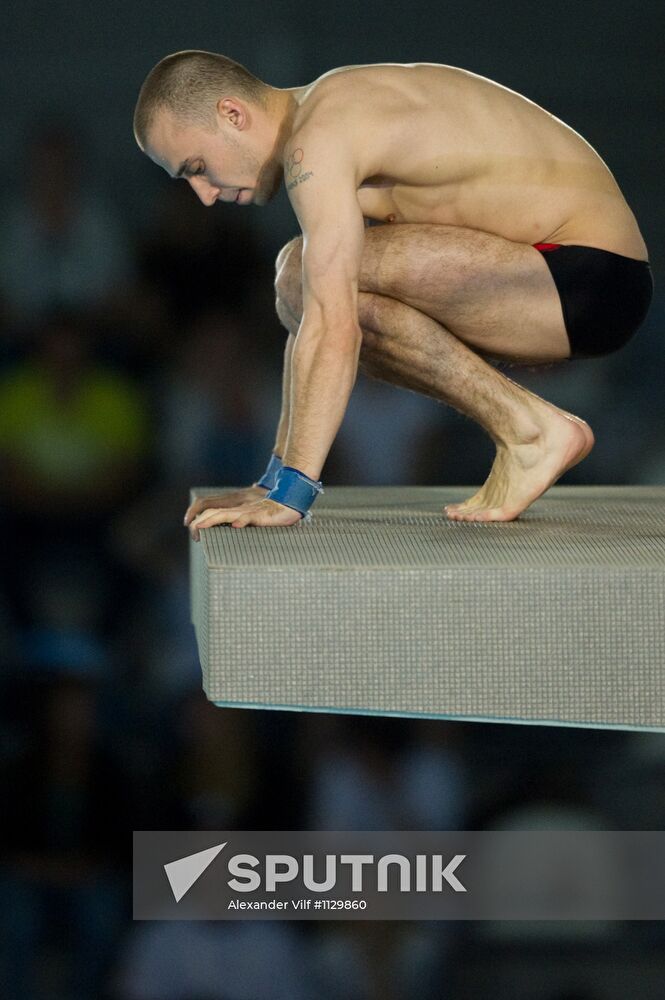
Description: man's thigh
359,223,571,362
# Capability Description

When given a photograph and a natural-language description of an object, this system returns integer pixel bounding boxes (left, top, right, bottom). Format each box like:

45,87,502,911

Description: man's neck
269,89,299,164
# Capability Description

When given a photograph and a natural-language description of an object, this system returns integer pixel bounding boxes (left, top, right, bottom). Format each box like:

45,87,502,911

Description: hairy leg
275,221,596,520
275,274,593,520
278,223,574,362
276,222,593,454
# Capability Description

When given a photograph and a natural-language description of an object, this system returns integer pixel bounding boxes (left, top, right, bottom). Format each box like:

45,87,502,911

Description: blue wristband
256,452,283,490
266,465,324,517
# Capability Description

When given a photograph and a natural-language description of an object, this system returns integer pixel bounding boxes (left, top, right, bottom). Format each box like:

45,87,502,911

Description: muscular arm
187,131,365,532
281,132,365,480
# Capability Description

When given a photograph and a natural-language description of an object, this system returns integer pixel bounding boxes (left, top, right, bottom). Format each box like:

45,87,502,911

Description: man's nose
188,177,219,207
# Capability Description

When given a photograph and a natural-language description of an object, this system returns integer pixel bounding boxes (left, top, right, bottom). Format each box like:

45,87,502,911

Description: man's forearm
273,332,295,458
283,320,362,481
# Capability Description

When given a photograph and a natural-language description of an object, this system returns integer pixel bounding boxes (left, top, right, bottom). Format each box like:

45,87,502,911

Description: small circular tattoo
287,148,304,178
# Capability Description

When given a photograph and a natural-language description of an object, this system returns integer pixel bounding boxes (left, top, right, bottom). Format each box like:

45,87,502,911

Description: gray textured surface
189,486,665,731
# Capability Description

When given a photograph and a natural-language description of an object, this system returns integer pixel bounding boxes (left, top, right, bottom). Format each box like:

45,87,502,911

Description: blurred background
0,1,664,997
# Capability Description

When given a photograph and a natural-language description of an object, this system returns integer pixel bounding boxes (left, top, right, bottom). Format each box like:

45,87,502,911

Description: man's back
290,63,646,257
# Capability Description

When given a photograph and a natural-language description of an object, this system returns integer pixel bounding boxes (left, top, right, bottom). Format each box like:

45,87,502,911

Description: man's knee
274,235,304,326
275,235,303,293
273,236,303,331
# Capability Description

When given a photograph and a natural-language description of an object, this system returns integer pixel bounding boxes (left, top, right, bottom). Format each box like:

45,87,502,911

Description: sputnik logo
164,842,227,902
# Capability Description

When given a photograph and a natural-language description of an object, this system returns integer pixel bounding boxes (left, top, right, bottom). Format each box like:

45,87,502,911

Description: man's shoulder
286,68,384,176
291,63,406,135
291,69,361,137
289,61,459,144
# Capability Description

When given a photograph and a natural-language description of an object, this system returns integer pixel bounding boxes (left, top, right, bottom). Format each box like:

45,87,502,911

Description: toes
446,505,521,522
451,502,484,517
445,493,484,516
446,508,478,522
446,510,479,522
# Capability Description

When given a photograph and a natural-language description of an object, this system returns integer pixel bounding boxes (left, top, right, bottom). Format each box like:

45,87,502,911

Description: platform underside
190,486,665,731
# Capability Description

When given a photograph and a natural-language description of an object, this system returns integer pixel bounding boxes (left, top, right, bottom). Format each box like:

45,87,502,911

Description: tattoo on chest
285,147,314,191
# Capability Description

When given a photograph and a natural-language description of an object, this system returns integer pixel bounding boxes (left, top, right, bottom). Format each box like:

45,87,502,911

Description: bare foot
444,405,593,522
502,378,595,467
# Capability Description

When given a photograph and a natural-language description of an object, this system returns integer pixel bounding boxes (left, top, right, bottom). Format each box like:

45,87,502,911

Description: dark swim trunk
532,242,654,359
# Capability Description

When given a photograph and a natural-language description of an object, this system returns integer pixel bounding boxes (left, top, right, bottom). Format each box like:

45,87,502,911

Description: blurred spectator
0,120,135,332
0,308,150,522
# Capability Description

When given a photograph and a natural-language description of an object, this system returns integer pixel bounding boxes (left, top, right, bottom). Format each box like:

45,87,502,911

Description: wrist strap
256,452,283,490
266,465,324,517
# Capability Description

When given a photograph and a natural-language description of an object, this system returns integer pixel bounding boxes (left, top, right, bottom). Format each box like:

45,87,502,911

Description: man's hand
188,497,302,539
184,486,268,530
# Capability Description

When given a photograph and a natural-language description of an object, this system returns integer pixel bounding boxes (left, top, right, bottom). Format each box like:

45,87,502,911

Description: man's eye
190,164,205,176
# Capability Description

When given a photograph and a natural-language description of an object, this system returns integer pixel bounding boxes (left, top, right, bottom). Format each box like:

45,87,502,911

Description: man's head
134,50,291,207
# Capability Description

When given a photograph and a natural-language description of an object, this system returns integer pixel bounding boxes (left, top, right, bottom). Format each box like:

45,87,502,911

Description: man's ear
216,98,249,130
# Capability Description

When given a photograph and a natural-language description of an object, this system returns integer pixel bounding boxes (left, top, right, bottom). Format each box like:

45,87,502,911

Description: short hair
133,49,269,148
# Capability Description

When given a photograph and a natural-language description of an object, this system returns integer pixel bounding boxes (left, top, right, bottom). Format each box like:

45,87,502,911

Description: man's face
144,106,282,207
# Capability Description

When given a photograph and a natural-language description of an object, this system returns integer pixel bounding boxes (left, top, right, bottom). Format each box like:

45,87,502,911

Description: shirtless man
133,50,653,533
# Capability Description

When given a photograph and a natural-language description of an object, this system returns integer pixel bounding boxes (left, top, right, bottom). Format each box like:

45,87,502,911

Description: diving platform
190,486,665,731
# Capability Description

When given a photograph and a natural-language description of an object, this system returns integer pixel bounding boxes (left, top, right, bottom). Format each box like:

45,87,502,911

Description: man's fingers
184,490,265,525
185,495,236,524
188,500,302,536
184,498,211,525
233,507,302,528
190,506,255,534
192,507,226,526
191,510,230,532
